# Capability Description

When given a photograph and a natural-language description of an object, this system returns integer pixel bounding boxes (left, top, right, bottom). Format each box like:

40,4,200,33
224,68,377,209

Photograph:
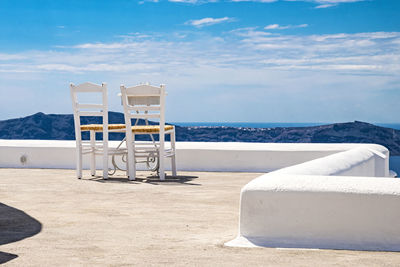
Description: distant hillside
1,112,400,155
0,112,124,141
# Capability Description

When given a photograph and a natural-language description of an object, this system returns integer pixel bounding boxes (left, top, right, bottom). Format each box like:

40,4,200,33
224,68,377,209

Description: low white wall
226,144,400,251
0,141,76,169
274,145,389,177
0,140,384,172
227,174,400,251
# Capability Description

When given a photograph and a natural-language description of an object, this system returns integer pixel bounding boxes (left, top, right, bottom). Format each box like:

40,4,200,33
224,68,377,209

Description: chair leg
76,143,82,179
171,131,177,177
127,134,136,181
159,138,165,181
90,130,96,176
103,140,108,180
125,152,129,177
159,159,165,180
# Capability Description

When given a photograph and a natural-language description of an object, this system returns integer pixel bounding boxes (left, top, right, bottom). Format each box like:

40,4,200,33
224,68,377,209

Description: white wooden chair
120,83,177,181
70,82,126,179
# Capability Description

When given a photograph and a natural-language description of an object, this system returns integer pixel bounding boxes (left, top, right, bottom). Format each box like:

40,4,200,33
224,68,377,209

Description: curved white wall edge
226,175,400,251
226,144,400,251
273,144,389,177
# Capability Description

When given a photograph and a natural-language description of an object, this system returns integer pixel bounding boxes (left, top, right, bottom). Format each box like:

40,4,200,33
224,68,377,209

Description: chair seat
80,124,126,131
81,124,174,133
131,125,174,133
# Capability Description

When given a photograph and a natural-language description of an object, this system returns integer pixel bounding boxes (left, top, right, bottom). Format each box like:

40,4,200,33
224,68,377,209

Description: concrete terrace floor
1,169,400,266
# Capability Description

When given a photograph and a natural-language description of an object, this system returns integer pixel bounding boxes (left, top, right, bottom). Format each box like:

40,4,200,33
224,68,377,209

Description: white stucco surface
0,140,387,172
273,144,389,177
226,175,400,251
226,144,400,251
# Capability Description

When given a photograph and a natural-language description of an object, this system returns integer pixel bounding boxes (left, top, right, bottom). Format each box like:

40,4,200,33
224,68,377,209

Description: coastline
173,122,400,130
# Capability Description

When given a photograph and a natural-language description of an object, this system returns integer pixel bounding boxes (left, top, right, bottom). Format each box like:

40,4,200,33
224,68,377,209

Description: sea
172,122,400,130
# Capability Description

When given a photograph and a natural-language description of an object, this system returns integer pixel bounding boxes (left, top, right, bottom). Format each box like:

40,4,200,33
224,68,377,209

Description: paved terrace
1,169,400,266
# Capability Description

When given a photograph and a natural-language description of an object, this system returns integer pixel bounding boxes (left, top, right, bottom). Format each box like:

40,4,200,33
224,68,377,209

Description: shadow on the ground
0,203,42,264
0,251,18,264
135,174,200,186
89,174,201,186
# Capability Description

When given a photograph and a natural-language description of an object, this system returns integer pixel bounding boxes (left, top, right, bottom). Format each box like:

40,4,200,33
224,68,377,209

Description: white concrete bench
226,144,400,251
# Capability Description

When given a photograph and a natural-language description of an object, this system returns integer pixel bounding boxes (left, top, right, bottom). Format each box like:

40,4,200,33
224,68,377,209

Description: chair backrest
120,84,166,129
70,82,108,143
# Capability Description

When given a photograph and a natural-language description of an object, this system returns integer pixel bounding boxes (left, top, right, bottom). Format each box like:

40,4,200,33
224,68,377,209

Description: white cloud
313,0,364,3
186,17,233,27
264,24,280,30
142,0,217,3
0,53,26,61
73,42,141,49
231,0,277,2
315,4,335,8
1,30,399,75
246,0,366,8
264,24,308,30
142,0,366,7
169,0,199,3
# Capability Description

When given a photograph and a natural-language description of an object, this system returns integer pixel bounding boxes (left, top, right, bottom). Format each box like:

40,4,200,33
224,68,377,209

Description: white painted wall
0,140,385,172
226,144,400,251
274,145,389,177
227,174,400,251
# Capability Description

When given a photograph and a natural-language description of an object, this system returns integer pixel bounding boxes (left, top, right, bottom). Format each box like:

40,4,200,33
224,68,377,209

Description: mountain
0,112,153,141
1,112,400,156
178,121,400,155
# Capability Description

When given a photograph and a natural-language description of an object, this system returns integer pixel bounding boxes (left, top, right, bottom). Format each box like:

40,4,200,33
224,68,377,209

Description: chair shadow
0,203,42,264
88,174,201,186
136,174,201,186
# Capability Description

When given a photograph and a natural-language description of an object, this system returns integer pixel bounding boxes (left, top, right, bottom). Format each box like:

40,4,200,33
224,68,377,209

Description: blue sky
0,0,399,122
